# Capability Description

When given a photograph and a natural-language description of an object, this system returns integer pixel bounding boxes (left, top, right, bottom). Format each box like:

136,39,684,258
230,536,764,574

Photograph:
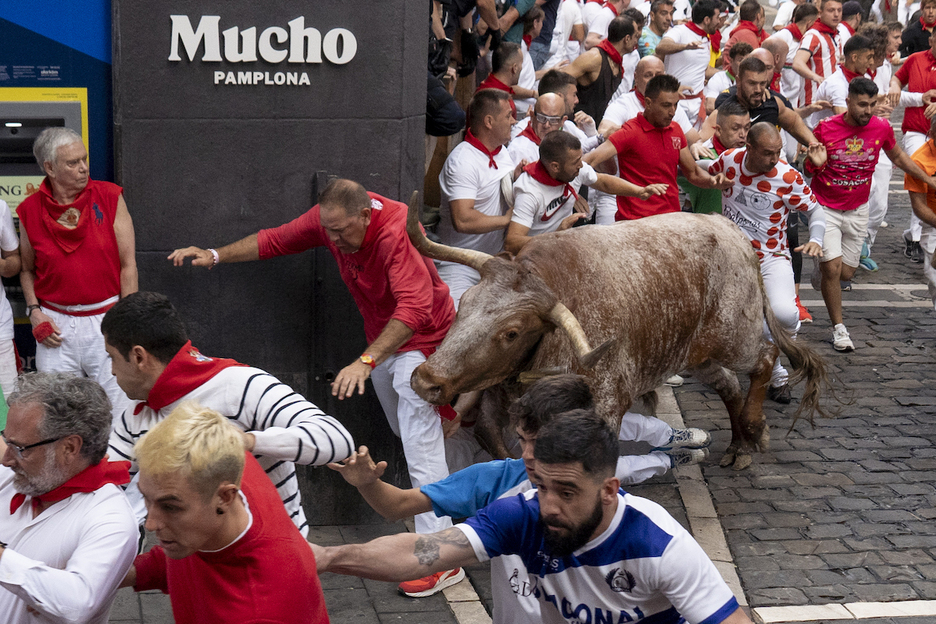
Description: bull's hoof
719,451,736,468
732,453,753,470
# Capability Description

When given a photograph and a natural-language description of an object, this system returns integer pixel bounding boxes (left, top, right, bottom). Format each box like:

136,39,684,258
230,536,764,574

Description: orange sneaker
398,568,465,597
796,296,812,324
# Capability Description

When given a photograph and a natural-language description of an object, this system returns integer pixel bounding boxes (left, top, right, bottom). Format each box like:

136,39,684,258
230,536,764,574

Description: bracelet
208,248,220,266
359,354,377,369
26,305,40,317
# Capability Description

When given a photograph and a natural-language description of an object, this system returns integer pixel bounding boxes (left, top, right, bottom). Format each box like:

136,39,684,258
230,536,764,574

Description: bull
406,193,829,470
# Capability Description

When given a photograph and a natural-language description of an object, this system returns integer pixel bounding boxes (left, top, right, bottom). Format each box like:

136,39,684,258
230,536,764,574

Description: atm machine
0,2,112,371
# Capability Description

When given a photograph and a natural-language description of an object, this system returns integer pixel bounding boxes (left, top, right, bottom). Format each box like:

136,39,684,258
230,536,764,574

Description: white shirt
544,0,584,69
439,139,515,255
588,5,617,39
512,117,601,152
582,1,607,34
109,365,355,537
774,27,804,104
704,69,734,100
508,132,542,164
0,471,138,624
837,23,854,48
512,163,599,236
460,490,740,624
661,24,712,94
602,91,694,133
808,66,850,127
772,0,796,29
517,41,537,114
672,0,692,22
0,201,18,341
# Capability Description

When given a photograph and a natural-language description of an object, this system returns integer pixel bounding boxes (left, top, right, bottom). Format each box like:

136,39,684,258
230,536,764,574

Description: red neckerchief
771,72,782,91
478,73,514,95
712,135,728,154
841,21,856,36
464,130,503,169
519,122,542,145
839,64,862,82
523,161,578,208
587,0,603,3
730,20,766,43
523,34,532,47
810,21,838,37
597,39,624,70
868,67,877,79
922,16,936,29
10,459,131,514
712,29,722,50
784,23,804,41
135,341,248,414
34,178,95,254
685,22,710,41
603,1,620,17
634,88,647,108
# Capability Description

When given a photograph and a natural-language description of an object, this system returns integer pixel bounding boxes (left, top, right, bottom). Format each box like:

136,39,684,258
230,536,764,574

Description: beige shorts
821,202,869,267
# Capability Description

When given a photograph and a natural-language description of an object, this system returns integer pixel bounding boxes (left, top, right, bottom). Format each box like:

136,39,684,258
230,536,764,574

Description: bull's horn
406,191,493,272
548,302,614,369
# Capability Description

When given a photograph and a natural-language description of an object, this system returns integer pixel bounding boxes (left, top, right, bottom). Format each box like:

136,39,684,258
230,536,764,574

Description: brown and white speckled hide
412,212,825,469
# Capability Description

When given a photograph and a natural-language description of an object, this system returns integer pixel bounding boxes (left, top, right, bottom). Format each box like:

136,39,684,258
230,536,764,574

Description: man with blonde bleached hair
123,402,329,624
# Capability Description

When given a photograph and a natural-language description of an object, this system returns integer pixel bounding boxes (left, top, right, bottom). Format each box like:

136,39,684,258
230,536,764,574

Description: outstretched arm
169,233,260,267
314,527,479,580
329,446,435,521
888,146,936,192
679,147,732,190
591,174,668,199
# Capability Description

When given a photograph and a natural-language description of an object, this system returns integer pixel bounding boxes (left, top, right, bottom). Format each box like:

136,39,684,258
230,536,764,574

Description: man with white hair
0,372,138,623
16,127,137,418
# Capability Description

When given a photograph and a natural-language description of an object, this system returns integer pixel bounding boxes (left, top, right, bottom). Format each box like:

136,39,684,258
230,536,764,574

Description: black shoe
905,236,915,258
767,384,792,404
911,241,924,264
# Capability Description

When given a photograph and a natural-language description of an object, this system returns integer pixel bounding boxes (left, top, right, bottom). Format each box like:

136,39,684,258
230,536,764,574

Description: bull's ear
547,303,614,369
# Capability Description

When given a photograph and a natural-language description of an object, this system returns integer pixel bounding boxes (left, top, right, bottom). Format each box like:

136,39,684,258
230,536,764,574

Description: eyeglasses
1,431,63,459
535,113,565,127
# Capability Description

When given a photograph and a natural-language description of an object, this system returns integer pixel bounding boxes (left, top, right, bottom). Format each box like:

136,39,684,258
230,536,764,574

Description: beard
12,451,67,497
540,493,605,558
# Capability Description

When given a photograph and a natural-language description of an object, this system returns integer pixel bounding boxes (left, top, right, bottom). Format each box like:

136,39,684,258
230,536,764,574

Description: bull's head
407,192,612,405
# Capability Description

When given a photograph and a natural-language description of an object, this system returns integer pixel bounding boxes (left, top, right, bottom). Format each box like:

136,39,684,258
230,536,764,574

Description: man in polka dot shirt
708,122,826,402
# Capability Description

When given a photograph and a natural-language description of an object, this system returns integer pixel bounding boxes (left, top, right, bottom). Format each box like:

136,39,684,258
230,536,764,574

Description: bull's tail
760,277,836,428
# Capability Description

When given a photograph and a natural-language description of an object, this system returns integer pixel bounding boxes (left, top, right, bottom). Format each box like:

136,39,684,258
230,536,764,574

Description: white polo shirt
512,163,599,236
661,24,712,95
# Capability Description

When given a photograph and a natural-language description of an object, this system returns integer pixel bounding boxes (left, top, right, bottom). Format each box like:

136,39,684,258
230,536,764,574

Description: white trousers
679,97,704,130
35,307,130,421
0,339,17,400
436,261,481,311
618,410,673,447
370,350,452,534
761,253,800,388
905,132,927,243
617,453,671,485
867,153,893,250
922,225,936,311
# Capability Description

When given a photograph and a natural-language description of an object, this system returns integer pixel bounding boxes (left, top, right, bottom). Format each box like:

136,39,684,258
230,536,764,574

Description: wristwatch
359,354,376,369
26,305,40,318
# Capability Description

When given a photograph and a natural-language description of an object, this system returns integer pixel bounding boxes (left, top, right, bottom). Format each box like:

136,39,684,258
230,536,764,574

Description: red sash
784,23,804,42
603,1,620,17
523,161,578,208
10,459,131,514
519,122,543,146
685,22,710,41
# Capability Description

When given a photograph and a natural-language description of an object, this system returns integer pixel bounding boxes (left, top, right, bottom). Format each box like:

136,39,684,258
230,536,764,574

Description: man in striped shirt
792,0,843,107
103,291,355,538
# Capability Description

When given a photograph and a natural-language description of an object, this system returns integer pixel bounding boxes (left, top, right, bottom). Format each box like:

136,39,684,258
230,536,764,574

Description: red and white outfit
807,65,859,128
776,24,807,162
0,200,18,397
478,74,518,118
439,132,515,308
109,341,354,537
588,2,619,41
661,23,712,128
598,90,693,223
608,113,687,220
0,460,138,624
798,22,839,107
837,21,856,49
16,178,130,418
581,0,606,33
258,194,455,535
894,50,936,245
507,123,543,165
133,453,329,624
708,149,826,386
512,161,598,235
806,114,896,268
544,0,585,70
517,38,537,114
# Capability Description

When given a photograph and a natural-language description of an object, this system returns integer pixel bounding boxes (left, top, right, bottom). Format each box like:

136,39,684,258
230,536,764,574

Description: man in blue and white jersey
317,410,750,624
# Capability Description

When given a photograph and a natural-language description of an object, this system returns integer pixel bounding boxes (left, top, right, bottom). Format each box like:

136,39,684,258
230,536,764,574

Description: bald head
747,121,781,147
761,37,789,69
750,48,777,74
534,93,566,117
634,55,666,94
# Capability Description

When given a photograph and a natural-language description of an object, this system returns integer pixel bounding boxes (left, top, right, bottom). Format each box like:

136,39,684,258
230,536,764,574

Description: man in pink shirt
169,178,464,597
806,78,936,351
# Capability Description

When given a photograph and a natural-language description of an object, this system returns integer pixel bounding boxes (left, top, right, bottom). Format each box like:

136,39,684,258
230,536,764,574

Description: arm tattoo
413,527,470,567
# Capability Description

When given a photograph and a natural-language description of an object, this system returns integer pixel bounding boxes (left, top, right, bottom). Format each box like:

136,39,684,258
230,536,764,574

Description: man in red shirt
17,127,138,419
125,403,329,624
584,73,731,220
889,30,936,262
169,178,463,597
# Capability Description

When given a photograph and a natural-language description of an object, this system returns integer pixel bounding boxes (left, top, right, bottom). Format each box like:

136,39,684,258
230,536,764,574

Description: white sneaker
655,427,711,450
660,448,709,468
832,324,854,352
